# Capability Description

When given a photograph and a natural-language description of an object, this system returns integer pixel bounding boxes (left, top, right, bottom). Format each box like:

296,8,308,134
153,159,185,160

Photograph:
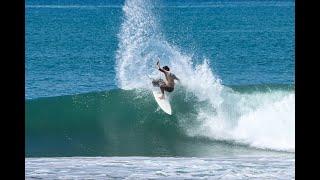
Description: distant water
26,0,295,179
26,0,294,99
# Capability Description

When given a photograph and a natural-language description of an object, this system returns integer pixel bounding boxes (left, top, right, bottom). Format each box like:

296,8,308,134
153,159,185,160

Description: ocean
26,0,295,179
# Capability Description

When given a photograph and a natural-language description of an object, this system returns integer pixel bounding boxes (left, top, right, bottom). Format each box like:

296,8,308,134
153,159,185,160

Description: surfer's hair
163,66,170,71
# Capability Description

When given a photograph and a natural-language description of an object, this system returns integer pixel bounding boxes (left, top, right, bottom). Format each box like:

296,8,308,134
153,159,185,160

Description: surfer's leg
152,79,164,87
152,79,159,87
159,86,165,99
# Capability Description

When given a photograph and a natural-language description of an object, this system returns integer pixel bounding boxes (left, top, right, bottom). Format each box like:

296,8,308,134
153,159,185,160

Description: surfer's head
163,66,170,71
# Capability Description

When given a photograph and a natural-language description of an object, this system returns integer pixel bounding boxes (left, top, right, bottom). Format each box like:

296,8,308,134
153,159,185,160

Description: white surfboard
152,91,172,115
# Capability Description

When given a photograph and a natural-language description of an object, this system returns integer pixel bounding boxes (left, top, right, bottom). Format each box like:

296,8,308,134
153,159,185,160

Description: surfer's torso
164,71,177,87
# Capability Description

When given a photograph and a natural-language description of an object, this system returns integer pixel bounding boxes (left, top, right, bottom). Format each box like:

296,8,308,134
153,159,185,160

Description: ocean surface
26,0,295,179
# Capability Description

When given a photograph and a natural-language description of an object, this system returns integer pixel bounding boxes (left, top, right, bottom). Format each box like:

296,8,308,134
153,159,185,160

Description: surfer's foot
159,95,165,99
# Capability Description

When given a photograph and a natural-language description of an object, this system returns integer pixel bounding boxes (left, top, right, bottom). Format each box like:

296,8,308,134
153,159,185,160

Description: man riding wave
152,60,180,99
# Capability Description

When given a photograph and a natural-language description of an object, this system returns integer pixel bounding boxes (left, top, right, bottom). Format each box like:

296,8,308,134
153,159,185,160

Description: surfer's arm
158,68,166,73
173,74,180,82
156,61,166,73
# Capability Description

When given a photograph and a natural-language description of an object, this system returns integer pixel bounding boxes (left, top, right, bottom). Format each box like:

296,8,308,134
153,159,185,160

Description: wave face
26,85,294,157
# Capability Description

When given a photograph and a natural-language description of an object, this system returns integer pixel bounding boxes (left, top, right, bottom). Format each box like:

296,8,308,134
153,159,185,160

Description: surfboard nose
152,91,172,115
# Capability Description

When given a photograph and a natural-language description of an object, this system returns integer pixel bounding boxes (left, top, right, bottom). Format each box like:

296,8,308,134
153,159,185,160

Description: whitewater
115,0,294,152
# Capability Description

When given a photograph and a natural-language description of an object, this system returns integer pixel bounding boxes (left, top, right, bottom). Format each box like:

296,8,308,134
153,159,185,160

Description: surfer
152,60,180,99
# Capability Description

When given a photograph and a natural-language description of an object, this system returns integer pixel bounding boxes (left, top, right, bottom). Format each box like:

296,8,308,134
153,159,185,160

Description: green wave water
26,84,294,157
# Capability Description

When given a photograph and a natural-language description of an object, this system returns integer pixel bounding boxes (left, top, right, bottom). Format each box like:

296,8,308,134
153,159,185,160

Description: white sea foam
116,0,295,152
26,156,295,179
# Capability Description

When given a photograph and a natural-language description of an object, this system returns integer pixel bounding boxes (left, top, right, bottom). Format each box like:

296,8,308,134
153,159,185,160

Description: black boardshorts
152,79,174,92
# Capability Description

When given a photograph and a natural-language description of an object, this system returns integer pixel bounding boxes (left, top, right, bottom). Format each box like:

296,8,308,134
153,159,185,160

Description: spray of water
116,0,294,152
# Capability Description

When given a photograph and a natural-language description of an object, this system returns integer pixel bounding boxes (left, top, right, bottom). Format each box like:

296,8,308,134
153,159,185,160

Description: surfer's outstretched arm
156,61,166,74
